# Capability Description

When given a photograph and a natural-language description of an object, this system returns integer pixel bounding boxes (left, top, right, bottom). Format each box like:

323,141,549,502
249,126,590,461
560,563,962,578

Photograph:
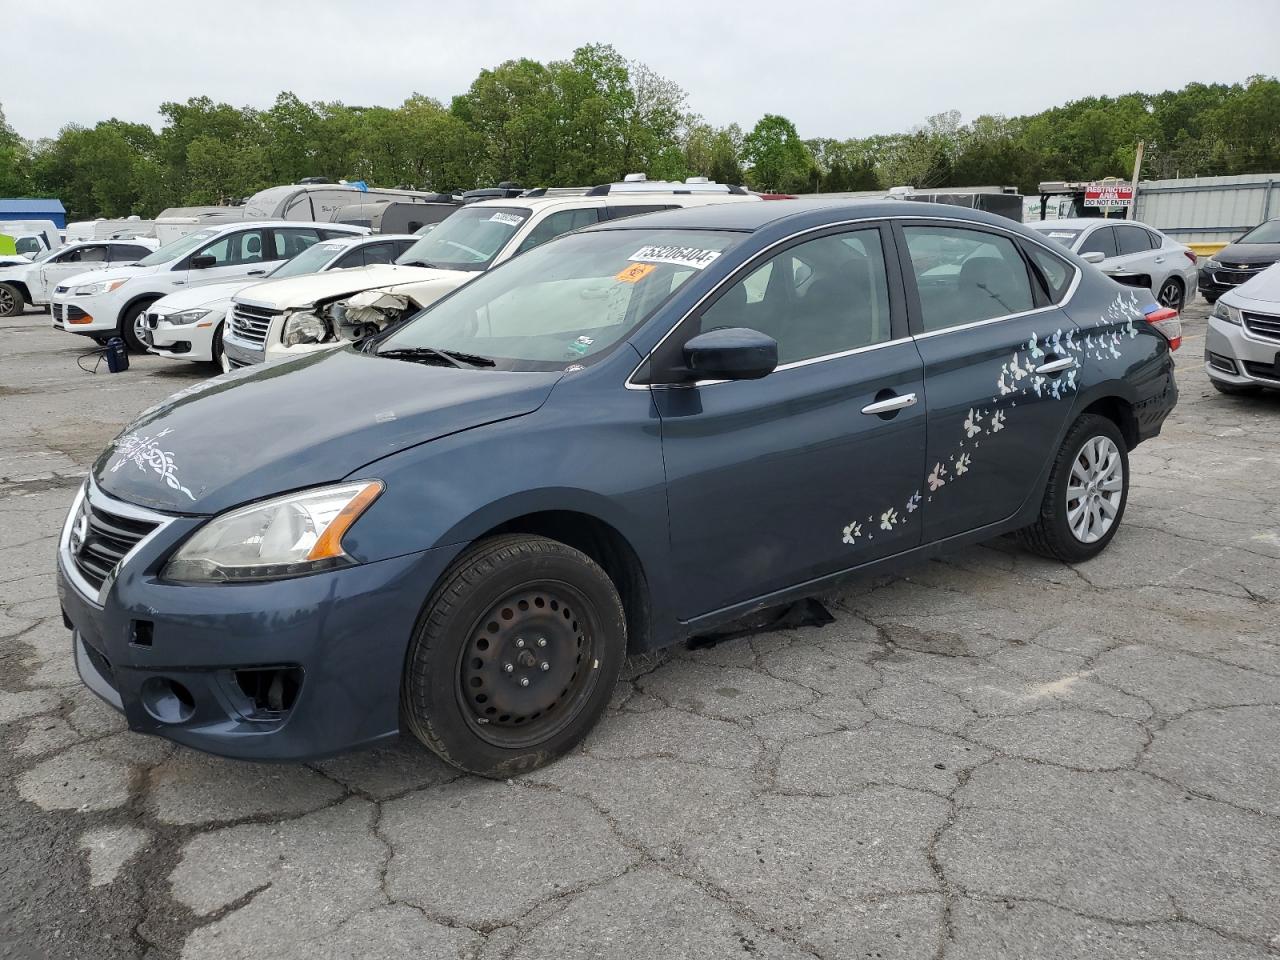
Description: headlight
165,308,210,326
1204,258,1221,270
282,310,329,347
1211,300,1243,325
73,278,131,296
163,480,383,583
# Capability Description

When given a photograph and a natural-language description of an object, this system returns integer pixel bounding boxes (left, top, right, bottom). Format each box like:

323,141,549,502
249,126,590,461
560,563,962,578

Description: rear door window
109,244,152,262
1079,227,1118,259
514,208,602,256
360,242,397,266
270,228,323,260
901,225,1035,332
1115,225,1155,256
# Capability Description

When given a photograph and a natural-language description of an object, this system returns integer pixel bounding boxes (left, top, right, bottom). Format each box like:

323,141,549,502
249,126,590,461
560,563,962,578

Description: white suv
51,221,366,351
222,178,760,367
0,238,157,317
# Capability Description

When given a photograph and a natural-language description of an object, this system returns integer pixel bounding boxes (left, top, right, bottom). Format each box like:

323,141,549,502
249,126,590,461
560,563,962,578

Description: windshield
1031,226,1083,249
395,206,532,272
1238,220,1280,244
270,240,348,279
378,228,741,371
28,246,58,263
137,229,218,267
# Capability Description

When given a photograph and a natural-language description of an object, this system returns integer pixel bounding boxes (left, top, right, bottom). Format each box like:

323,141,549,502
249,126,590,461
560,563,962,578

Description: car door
897,221,1080,543
178,228,271,291
650,224,926,619
39,244,110,298
1112,223,1165,296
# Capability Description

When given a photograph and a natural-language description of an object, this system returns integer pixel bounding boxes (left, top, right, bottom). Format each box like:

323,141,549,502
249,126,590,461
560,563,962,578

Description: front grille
229,303,278,347
1243,311,1280,344
147,312,162,329
1242,360,1280,382
1206,351,1237,374
1214,263,1272,285
52,303,64,328
54,304,89,324
71,498,160,593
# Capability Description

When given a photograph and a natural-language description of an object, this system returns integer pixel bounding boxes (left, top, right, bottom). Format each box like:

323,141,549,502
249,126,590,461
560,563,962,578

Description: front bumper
51,294,118,334
148,313,221,363
57,482,459,761
1204,312,1280,388
221,332,266,368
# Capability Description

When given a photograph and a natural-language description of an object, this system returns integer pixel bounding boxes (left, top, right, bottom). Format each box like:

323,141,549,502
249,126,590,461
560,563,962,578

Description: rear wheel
120,300,155,353
1157,277,1184,313
402,534,626,777
1016,414,1129,563
0,283,24,317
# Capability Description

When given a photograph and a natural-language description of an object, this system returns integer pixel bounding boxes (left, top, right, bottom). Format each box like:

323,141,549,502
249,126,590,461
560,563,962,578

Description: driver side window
195,231,265,267
696,228,893,365
515,209,601,256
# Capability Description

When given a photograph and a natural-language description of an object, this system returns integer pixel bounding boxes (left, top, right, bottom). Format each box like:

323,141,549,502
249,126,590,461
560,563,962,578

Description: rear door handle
861,393,917,415
1035,357,1076,375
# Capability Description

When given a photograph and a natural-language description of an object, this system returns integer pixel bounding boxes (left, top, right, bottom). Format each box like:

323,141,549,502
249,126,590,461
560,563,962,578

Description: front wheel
1016,414,1129,563
119,300,154,353
402,534,626,777
0,283,25,317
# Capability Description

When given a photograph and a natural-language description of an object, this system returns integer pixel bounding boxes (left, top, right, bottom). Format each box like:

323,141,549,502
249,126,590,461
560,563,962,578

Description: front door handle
1154,256,1165,263
861,392,917,416
1035,357,1075,375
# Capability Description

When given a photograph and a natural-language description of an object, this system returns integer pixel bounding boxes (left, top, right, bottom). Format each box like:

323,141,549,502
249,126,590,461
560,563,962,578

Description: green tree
742,114,814,192
0,104,32,196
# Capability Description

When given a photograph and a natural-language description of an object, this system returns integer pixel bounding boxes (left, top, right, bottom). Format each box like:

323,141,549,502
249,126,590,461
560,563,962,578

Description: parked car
59,200,1179,776
221,177,760,368
50,221,367,351
146,234,418,367
0,238,158,317
1204,262,1280,395
1029,218,1197,312
1197,219,1280,304
0,219,61,261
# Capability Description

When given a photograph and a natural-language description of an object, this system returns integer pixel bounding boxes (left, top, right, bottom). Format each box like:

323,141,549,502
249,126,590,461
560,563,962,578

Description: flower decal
880,508,898,531
109,428,197,501
842,521,862,545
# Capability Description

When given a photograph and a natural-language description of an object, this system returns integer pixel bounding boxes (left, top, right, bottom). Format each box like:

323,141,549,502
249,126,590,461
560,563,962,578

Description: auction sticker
488,212,525,225
629,245,721,269
615,263,657,283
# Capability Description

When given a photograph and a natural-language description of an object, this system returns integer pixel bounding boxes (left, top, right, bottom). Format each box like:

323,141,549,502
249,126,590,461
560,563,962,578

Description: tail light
1184,250,1197,265
1143,306,1181,351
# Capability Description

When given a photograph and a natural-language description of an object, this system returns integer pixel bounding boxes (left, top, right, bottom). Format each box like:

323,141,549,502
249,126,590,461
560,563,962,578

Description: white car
222,177,760,367
1029,218,1198,312
0,238,158,317
50,220,366,351
146,234,417,367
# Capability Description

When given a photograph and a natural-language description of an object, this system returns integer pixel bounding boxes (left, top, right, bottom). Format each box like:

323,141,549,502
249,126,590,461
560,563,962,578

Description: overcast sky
9,0,1280,142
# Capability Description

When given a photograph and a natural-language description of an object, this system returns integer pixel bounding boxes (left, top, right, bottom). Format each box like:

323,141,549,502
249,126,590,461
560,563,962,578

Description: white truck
221,177,760,367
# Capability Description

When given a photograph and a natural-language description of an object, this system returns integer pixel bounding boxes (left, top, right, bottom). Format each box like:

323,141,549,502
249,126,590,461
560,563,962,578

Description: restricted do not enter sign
1084,181,1134,207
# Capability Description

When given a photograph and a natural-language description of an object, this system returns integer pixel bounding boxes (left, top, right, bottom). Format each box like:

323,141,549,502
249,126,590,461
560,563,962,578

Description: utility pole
1127,140,1145,221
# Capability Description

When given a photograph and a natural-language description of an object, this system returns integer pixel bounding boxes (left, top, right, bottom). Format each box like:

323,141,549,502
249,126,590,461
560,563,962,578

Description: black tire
210,321,225,369
402,534,626,778
1016,414,1129,563
119,300,155,353
1211,379,1263,397
1156,276,1184,313
1202,292,1219,305
0,282,24,317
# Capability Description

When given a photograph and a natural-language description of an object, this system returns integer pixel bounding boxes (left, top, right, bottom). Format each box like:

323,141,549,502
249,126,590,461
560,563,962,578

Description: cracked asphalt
2,300,1278,959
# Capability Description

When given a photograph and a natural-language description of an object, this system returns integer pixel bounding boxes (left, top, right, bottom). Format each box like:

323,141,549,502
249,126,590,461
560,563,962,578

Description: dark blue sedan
57,200,1180,776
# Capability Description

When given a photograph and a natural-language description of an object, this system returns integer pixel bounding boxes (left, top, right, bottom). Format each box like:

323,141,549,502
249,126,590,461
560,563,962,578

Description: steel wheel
1157,278,1184,312
1066,435,1124,544
457,582,597,749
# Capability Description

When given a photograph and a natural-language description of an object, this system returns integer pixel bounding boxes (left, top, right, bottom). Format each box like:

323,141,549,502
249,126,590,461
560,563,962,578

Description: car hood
233,264,456,311
152,278,258,312
1212,243,1280,267
92,347,562,514
1225,262,1280,305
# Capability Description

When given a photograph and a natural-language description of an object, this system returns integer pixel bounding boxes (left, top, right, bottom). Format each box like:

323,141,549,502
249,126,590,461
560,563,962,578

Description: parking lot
1,301,1278,959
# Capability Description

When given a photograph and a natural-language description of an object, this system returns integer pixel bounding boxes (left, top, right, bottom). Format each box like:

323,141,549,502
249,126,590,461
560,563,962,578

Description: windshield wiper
378,347,496,368
398,259,442,269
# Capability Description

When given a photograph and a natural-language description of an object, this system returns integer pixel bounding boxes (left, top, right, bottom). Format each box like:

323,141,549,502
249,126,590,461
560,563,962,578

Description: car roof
321,233,417,248
582,198,1036,235
1031,218,1158,232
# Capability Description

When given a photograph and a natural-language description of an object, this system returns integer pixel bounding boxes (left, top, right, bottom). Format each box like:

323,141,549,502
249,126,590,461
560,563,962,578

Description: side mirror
1081,251,1105,264
189,254,216,269
682,327,778,382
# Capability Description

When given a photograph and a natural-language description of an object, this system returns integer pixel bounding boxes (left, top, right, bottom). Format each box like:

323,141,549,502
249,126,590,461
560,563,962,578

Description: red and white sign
1083,181,1134,208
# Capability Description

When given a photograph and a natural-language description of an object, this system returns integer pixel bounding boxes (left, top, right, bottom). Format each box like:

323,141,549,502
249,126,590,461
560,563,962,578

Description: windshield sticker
629,245,721,270
566,336,594,357
488,212,525,226
615,263,656,284
1047,232,1075,239
109,427,196,501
